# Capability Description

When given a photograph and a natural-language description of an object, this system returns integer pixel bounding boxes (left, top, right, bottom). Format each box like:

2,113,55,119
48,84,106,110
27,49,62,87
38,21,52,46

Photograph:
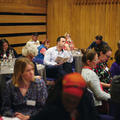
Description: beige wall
47,0,120,64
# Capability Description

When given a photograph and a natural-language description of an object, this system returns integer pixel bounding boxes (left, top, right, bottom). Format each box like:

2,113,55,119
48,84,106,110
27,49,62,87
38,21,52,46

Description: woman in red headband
31,73,98,120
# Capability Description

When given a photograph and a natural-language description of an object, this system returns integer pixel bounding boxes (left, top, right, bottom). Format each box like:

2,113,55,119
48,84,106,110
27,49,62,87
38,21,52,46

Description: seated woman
33,40,49,64
110,50,120,77
81,49,110,108
93,45,112,92
31,73,98,120
22,43,39,76
0,38,18,59
1,57,48,119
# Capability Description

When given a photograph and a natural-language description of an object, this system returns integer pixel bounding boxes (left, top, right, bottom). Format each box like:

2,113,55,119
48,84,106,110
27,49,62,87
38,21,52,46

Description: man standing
44,36,73,79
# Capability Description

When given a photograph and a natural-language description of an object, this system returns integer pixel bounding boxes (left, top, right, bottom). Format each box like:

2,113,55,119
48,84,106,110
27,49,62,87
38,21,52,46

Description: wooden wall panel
0,26,46,34
0,0,47,55
0,15,46,23
47,0,120,65
14,47,23,54
0,0,47,13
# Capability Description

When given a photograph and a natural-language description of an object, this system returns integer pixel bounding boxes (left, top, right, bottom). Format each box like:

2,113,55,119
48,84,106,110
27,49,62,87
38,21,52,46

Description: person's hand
15,112,30,120
64,44,70,51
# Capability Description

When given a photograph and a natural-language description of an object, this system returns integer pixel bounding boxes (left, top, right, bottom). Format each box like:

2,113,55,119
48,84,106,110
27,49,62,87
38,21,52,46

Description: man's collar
55,46,64,52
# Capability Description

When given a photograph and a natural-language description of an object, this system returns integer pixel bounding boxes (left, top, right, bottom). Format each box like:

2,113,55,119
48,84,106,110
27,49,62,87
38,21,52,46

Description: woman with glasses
93,45,112,92
81,49,110,110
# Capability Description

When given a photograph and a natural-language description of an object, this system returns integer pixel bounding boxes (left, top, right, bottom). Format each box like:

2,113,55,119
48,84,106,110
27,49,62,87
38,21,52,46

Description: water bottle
3,51,7,65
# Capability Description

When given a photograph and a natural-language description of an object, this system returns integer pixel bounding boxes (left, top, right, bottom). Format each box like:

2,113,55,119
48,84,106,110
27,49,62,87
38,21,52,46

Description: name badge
26,100,36,106
105,67,109,71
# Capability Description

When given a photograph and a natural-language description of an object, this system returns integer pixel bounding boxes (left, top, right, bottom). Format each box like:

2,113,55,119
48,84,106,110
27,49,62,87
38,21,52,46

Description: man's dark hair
57,36,65,43
95,35,103,41
101,45,112,54
32,32,39,36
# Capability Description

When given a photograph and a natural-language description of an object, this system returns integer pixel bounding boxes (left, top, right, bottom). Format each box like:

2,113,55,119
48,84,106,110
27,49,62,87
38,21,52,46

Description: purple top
110,62,120,77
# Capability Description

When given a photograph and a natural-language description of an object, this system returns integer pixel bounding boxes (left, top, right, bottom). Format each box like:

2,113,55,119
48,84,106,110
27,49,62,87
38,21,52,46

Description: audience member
26,32,40,48
110,50,120,77
64,33,75,51
110,75,120,120
1,57,48,119
0,38,18,59
94,45,112,92
33,40,49,64
31,73,98,120
22,43,39,76
88,35,108,55
44,36,73,79
81,49,110,108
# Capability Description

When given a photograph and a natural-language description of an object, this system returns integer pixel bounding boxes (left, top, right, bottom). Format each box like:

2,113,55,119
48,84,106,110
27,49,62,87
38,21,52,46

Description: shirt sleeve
44,49,57,65
110,63,116,77
88,42,95,49
1,82,14,117
30,79,48,118
88,71,111,101
37,79,48,106
40,48,46,55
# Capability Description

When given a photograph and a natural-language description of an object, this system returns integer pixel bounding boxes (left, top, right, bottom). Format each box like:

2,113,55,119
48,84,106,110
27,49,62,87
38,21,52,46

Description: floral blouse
93,62,112,84
1,78,48,118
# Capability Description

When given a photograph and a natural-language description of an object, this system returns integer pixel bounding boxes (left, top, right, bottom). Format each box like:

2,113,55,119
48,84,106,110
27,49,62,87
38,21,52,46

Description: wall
47,0,120,63
0,0,47,54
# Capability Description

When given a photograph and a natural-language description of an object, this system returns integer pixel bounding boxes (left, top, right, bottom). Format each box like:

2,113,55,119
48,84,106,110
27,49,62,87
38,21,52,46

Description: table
0,59,15,75
0,59,46,81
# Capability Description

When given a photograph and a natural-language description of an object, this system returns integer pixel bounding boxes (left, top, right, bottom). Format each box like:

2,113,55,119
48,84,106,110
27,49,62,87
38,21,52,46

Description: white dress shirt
44,46,73,65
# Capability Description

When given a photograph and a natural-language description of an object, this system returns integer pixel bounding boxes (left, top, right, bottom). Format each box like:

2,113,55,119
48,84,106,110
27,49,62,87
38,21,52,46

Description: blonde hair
12,57,34,87
22,43,38,57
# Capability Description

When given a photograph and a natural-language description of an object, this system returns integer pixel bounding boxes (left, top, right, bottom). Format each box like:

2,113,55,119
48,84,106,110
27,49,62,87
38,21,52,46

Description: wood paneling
47,0,120,65
0,26,46,34
0,15,46,23
5,35,46,44
0,0,47,13
0,0,47,54
14,46,23,54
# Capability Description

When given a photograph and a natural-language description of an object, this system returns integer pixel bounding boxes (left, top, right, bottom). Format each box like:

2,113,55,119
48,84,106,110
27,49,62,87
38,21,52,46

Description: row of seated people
0,56,119,120
0,34,120,119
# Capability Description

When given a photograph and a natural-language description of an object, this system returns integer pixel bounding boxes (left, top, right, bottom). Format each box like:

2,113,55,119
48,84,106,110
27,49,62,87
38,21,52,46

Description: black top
88,41,108,54
31,89,99,120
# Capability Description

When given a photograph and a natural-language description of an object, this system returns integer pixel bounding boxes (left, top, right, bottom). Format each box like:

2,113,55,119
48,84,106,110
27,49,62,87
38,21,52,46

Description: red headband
63,73,86,97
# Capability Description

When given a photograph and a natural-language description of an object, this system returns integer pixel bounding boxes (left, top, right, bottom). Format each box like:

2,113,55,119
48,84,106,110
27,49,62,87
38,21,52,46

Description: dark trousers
45,62,73,79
